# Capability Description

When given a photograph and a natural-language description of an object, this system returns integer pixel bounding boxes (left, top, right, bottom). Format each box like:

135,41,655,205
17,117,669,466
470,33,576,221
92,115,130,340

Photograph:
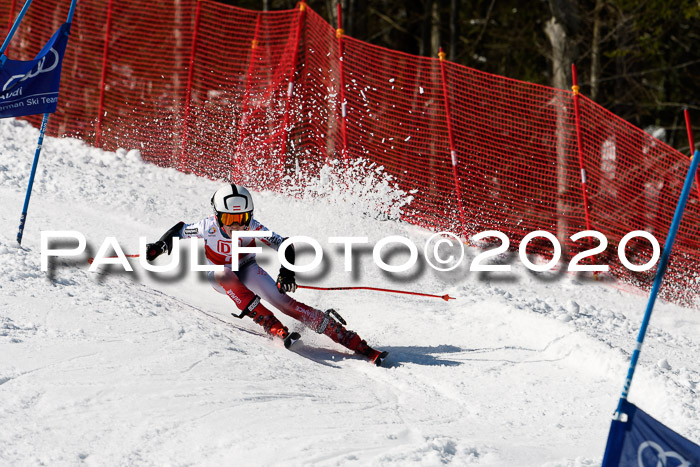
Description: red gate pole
5,0,16,56
231,14,262,182
178,0,203,172
571,64,594,233
684,109,700,203
94,0,114,148
438,48,468,238
6,0,16,38
336,2,349,163
277,1,306,183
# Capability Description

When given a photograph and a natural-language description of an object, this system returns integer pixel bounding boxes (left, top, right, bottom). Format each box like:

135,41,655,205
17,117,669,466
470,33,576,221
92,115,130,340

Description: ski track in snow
1,117,699,466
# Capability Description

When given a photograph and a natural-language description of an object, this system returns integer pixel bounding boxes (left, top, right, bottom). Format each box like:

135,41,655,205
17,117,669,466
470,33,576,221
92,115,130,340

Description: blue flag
0,22,71,118
603,400,700,466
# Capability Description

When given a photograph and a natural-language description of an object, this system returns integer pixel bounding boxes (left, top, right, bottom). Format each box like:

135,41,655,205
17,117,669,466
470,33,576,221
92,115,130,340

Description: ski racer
145,184,388,366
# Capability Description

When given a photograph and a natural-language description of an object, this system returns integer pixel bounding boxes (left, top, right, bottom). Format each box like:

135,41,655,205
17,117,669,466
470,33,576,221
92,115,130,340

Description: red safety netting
2,0,698,304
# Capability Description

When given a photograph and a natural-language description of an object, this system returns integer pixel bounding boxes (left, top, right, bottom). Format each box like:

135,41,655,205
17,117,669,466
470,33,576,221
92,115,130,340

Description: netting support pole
278,1,306,180
438,47,468,238
178,0,202,172
336,2,349,162
683,109,700,203
94,0,113,149
6,0,17,48
1,0,31,57
231,14,262,182
571,64,593,233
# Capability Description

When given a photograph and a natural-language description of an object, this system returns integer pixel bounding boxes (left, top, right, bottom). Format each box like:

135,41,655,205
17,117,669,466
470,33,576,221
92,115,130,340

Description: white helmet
211,184,254,226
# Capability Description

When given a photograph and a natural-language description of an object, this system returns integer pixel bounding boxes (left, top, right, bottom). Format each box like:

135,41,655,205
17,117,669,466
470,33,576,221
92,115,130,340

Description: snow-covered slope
1,118,699,466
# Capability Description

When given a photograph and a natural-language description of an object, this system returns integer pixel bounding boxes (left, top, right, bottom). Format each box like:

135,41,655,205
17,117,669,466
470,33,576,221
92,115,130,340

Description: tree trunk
545,0,579,90
431,0,440,57
590,0,603,101
420,0,433,56
327,0,336,28
449,0,460,62
545,2,578,253
545,17,569,91
348,0,368,41
613,11,631,118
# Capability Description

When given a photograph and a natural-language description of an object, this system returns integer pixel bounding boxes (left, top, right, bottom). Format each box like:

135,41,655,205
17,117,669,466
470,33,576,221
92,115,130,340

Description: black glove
146,222,185,262
146,241,167,262
276,267,297,293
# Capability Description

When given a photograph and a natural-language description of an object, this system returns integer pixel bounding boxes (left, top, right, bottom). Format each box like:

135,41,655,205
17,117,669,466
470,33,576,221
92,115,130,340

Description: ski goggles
218,211,251,226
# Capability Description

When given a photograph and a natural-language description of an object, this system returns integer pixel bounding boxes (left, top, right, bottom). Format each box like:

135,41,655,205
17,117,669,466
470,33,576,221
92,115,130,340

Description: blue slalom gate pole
3,0,37,245
8,0,78,245
614,148,700,418
67,0,77,22
17,113,50,244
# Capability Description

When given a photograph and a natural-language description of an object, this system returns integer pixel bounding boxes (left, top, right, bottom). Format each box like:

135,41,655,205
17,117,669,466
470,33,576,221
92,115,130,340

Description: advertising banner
603,400,700,466
0,22,71,118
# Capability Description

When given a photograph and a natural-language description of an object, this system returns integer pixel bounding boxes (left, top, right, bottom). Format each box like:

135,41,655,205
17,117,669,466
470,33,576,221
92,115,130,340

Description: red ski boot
248,307,299,348
354,339,389,366
316,309,388,366
249,306,288,339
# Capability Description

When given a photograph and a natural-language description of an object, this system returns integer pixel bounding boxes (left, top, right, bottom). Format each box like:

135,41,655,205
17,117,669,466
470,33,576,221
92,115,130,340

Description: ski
373,351,389,367
141,286,386,367
287,340,343,368
288,338,388,368
283,331,301,349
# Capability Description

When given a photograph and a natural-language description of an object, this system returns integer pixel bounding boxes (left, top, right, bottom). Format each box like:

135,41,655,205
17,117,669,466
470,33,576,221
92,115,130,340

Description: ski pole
298,284,455,301
88,254,139,264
